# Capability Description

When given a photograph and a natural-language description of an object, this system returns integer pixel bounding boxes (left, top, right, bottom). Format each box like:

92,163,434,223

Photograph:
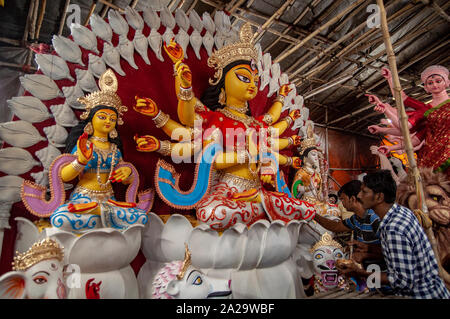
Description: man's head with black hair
358,170,397,211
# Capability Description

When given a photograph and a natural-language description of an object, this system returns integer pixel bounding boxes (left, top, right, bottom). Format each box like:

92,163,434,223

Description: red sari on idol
405,97,450,177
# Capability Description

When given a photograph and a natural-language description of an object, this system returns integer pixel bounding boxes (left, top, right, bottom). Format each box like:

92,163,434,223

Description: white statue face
312,245,344,289
166,266,231,299
0,259,67,299
305,149,320,169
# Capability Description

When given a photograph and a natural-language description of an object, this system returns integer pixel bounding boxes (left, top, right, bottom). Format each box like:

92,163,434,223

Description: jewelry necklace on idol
94,143,117,189
91,135,108,143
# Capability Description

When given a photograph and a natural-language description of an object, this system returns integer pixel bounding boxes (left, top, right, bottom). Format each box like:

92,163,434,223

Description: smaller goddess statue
292,121,340,218
21,69,153,233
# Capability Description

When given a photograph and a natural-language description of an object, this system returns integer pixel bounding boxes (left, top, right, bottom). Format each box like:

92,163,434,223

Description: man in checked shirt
336,170,449,298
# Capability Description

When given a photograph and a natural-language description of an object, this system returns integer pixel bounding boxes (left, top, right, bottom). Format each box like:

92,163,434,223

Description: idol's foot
231,188,261,203
107,199,137,208
67,202,99,214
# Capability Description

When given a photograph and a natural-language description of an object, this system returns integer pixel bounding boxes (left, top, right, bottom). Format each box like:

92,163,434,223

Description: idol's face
424,74,448,94
92,108,117,136
224,64,259,104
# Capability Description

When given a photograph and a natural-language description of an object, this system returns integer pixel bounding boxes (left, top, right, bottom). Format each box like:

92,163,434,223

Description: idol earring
109,128,118,139
218,88,226,105
84,122,93,135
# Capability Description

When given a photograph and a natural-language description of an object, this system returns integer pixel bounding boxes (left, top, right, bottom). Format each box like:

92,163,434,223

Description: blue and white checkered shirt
379,203,450,299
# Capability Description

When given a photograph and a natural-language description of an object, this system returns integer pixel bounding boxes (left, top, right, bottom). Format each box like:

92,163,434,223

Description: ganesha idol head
150,244,231,299
310,232,345,290
0,238,67,299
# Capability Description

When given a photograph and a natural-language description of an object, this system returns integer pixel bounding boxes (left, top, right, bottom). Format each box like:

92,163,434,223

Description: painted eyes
335,252,343,259
235,73,251,83
193,275,203,286
33,276,48,285
97,115,117,122
314,253,323,260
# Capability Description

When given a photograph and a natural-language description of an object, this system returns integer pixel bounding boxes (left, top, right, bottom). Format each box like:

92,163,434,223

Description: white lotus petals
30,170,49,187
202,12,215,35
19,74,63,100
131,30,149,65
160,6,175,29
0,147,40,175
143,7,160,30
125,6,144,31
50,103,79,127
7,96,51,123
148,29,163,62
88,53,107,78
283,84,297,112
118,35,138,69
202,31,214,57
0,120,46,148
52,35,84,66
300,105,309,121
0,175,25,203
175,9,190,32
70,23,99,54
279,73,289,86
175,28,189,59
255,42,263,64
102,42,126,76
162,28,174,47
108,10,129,36
35,145,62,170
90,14,113,43
75,68,98,93
43,124,68,148
189,10,203,32
295,95,304,109
262,52,272,71
34,53,74,81
62,84,84,109
214,32,225,50
259,69,270,91
214,11,231,33
190,30,203,60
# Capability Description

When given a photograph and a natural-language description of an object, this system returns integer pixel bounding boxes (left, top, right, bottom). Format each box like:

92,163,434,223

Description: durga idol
133,23,316,231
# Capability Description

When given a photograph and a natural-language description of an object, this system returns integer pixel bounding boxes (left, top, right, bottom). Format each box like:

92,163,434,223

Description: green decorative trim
424,99,450,118
292,180,304,199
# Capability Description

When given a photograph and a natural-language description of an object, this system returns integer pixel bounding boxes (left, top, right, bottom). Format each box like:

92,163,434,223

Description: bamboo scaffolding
253,0,295,43
421,0,450,22
264,0,320,52
130,0,140,9
274,0,366,64
376,0,447,283
300,2,416,82
29,0,40,41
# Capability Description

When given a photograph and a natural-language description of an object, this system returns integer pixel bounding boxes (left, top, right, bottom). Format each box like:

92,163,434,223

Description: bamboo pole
84,2,97,26
274,0,366,64
58,0,71,36
29,0,40,41
130,0,140,9
22,0,36,43
377,0,446,282
35,0,46,40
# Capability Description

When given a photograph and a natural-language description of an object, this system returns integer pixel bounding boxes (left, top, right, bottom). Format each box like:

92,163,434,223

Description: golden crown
310,232,343,253
299,121,318,155
176,243,192,280
12,238,64,271
78,69,128,125
207,23,259,85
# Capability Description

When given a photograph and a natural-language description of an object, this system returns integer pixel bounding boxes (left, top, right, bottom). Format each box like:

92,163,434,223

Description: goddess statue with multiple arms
133,23,316,231
367,65,449,177
291,121,340,219
21,69,153,233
